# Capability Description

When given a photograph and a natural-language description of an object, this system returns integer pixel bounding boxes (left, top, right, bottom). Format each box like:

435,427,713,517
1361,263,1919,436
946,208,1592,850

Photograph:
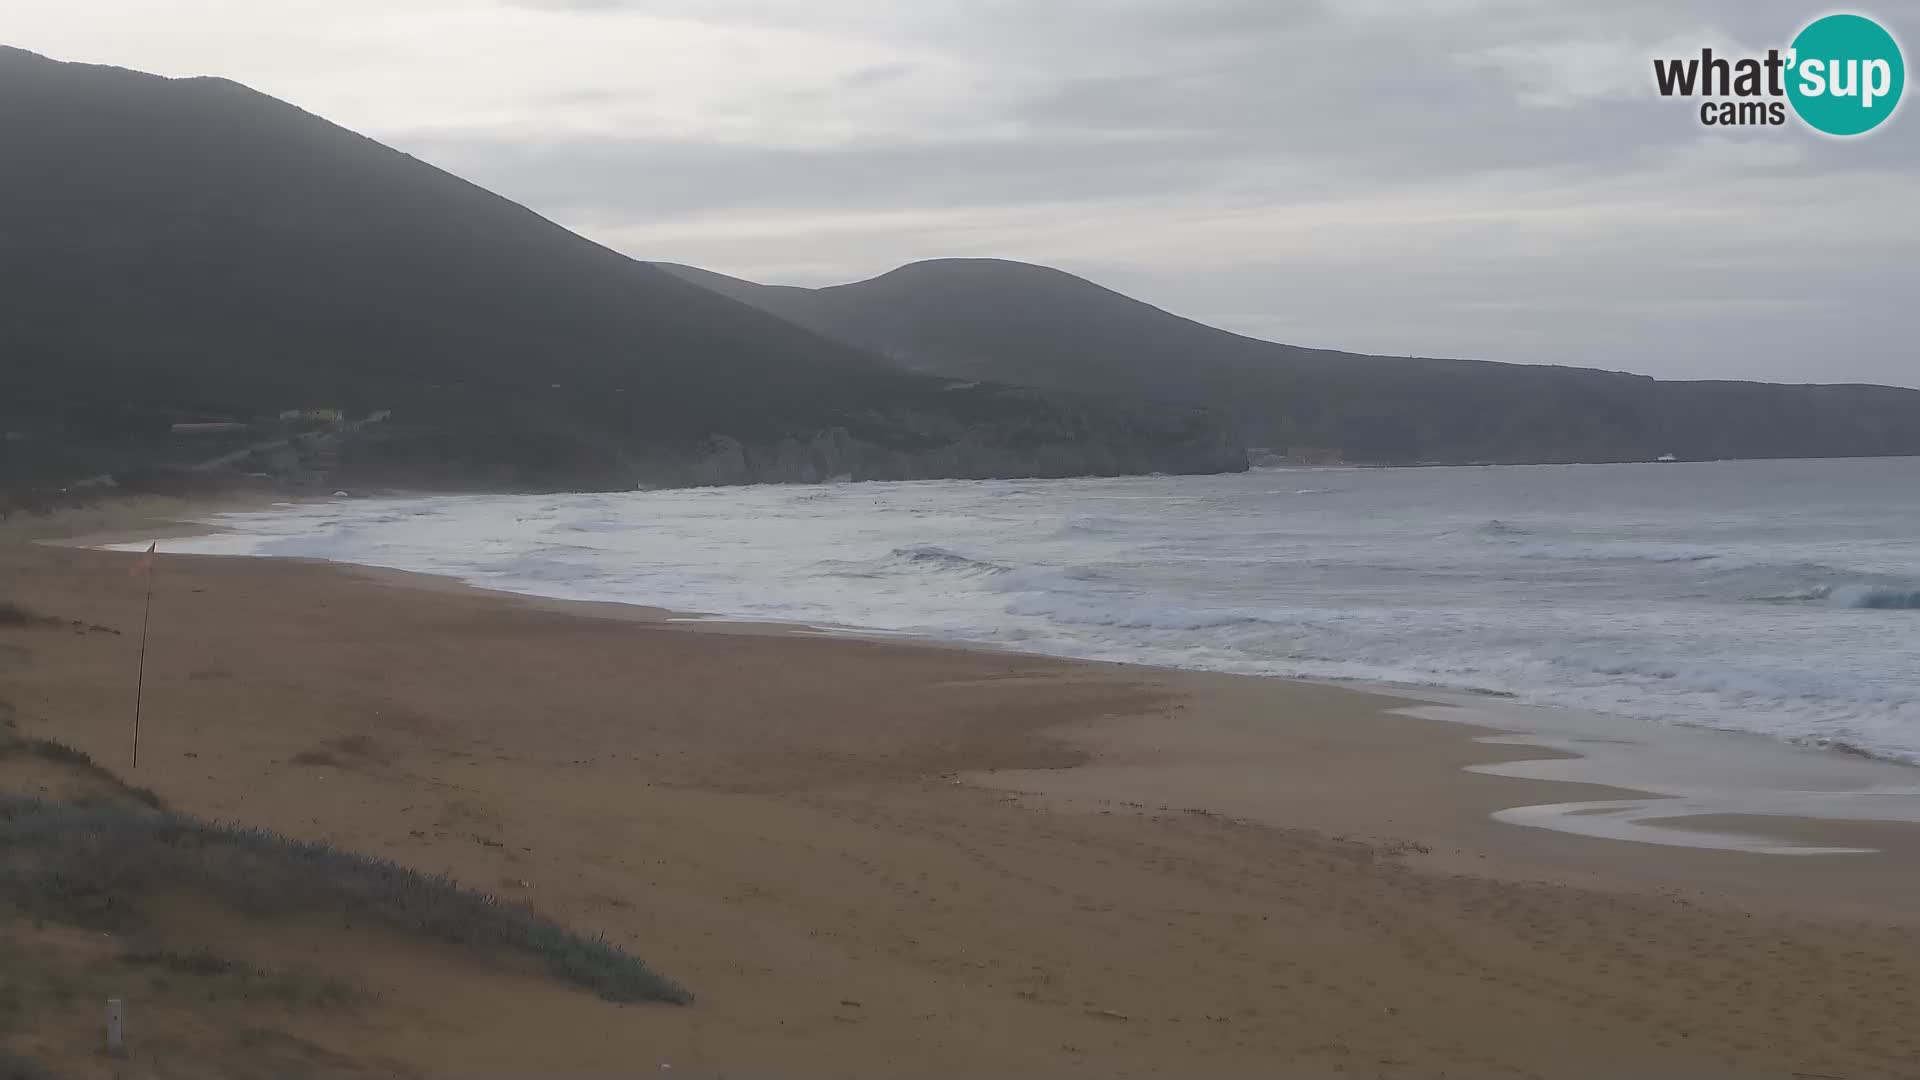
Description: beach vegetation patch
0,794,689,1005
0,738,164,810
289,735,384,771
325,733,379,759
0,1049,54,1080
118,948,375,1009
0,602,43,627
0,603,118,636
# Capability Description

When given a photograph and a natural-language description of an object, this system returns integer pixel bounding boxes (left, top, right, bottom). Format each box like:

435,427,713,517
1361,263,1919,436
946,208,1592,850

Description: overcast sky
12,1,1916,386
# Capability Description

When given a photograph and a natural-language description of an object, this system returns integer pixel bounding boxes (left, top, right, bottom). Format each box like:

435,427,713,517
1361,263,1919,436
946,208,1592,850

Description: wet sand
3,497,1919,1078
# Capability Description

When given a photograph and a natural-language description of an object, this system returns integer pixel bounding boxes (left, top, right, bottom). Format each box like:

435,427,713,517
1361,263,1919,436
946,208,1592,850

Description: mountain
660,259,1920,465
0,47,1244,501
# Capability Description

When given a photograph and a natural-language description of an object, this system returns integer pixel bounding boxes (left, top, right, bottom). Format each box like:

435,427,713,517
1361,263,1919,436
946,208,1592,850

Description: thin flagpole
131,545,156,770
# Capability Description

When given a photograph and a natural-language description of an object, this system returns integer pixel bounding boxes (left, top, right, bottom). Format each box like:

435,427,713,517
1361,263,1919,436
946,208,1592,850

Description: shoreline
8,494,1920,1075
79,494,1920,866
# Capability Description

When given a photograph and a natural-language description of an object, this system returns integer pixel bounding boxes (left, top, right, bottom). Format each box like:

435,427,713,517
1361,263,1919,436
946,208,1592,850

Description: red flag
129,542,156,577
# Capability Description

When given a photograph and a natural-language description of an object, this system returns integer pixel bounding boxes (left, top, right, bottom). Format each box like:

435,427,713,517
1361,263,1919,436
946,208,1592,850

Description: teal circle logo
1787,13,1905,136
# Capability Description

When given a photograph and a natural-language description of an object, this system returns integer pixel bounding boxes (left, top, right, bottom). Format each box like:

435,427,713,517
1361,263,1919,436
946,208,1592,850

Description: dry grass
118,948,375,1010
0,602,117,636
0,603,42,627
0,738,163,810
0,1050,53,1080
326,734,378,758
0,794,688,1005
289,734,383,771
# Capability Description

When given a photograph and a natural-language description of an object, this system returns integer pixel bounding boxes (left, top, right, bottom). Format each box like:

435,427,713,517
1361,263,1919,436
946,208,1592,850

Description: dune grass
0,1050,53,1080
0,1053,46,1080
14,740,87,766
0,602,40,627
118,947,375,1010
0,602,117,636
0,794,689,1005
0,738,163,810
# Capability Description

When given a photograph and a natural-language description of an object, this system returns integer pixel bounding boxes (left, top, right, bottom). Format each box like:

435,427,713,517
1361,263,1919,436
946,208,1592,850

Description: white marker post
105,997,125,1057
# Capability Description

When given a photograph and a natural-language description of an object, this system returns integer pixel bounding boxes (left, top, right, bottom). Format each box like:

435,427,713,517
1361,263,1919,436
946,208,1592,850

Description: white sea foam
1511,541,1725,563
123,459,1920,762
1825,583,1920,610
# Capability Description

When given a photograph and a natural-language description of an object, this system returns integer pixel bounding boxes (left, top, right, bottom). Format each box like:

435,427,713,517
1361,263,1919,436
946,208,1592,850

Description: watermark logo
1653,12,1905,136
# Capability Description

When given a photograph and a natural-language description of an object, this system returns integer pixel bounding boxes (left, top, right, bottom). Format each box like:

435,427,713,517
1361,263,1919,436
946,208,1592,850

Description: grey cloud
400,128,1257,220
453,0,1917,386
838,63,916,89
508,0,639,10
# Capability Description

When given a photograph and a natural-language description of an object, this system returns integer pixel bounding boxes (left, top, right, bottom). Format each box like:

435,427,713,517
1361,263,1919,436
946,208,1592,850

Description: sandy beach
4,497,1919,1078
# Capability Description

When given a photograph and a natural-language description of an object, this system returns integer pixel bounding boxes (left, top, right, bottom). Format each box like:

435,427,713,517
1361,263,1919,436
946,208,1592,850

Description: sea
147,457,1920,764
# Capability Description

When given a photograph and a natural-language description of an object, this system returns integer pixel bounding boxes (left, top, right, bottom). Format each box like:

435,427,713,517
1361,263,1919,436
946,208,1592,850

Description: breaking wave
1002,593,1269,631
1825,584,1920,610
125,456,1920,762
1734,569,1920,609
826,545,1013,579
889,545,1008,574
1514,542,1722,563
